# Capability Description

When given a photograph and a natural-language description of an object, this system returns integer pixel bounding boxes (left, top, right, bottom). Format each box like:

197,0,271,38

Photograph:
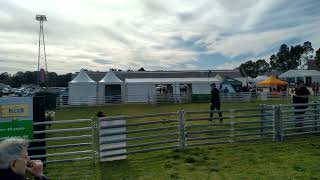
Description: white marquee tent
125,77,220,103
279,70,320,85
98,70,124,103
68,69,97,105
213,74,224,82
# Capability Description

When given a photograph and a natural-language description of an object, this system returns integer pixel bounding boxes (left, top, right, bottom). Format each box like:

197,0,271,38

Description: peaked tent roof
279,70,320,78
74,70,242,82
70,69,96,83
214,74,224,81
253,75,268,83
256,76,288,86
99,70,123,84
222,77,242,85
125,77,220,84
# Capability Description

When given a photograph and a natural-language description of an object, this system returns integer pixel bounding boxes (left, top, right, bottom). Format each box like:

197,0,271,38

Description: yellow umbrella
256,76,288,86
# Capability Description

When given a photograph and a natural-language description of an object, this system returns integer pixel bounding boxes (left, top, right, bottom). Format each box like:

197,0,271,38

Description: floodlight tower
36,14,47,85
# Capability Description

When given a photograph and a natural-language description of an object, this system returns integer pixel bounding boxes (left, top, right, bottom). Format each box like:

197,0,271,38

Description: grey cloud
99,26,131,46
93,59,112,65
176,1,221,23
255,1,320,30
0,1,37,34
143,0,170,15
0,57,35,65
0,1,88,45
0,47,36,60
177,12,196,22
0,66,29,72
0,57,36,73
216,0,255,11
0,0,320,74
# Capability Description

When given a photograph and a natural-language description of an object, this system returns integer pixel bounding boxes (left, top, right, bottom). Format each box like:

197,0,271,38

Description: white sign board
99,117,127,161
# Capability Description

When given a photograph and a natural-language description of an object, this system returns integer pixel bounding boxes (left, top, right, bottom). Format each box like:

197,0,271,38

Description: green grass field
44,100,320,179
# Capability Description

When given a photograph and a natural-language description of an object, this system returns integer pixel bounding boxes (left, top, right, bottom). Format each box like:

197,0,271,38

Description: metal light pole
36,15,48,85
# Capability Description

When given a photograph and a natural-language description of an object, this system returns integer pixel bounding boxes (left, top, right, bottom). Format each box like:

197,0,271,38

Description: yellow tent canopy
256,76,288,86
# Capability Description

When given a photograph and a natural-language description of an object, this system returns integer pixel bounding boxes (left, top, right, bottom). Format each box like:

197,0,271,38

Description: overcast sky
0,0,319,74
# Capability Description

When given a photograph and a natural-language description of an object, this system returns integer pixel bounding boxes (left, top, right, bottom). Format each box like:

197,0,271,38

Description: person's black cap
210,83,216,87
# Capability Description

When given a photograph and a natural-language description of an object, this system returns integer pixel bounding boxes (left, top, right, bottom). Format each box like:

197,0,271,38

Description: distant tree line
109,67,146,71
0,67,148,88
0,71,72,87
238,41,320,78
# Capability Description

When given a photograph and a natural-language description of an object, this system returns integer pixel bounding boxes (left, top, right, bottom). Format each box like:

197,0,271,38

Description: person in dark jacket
0,138,50,180
209,83,223,122
292,81,310,128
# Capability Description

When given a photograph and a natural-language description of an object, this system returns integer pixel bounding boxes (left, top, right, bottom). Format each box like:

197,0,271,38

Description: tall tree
239,59,271,78
138,67,145,71
315,48,320,66
47,72,59,87
255,59,271,75
269,44,292,72
57,73,72,87
269,54,280,71
290,45,304,69
298,41,314,69
239,60,258,78
277,44,291,70
0,71,72,87
269,43,310,71
302,41,314,54
0,72,11,84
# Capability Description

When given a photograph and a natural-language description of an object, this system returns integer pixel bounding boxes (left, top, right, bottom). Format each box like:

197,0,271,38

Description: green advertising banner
0,97,33,140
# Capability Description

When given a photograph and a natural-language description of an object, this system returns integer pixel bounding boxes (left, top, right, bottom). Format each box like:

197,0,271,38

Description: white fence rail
96,102,320,160
57,92,291,107
28,118,96,164
3,102,317,178
17,102,319,165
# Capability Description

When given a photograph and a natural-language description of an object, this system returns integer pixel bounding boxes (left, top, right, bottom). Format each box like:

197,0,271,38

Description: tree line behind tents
238,41,320,78
0,67,147,88
0,71,72,87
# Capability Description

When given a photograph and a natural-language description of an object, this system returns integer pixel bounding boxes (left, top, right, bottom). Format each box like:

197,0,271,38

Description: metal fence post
273,105,283,141
260,104,265,137
279,105,283,141
178,110,186,150
272,106,276,141
91,117,100,179
92,117,100,164
313,102,319,131
230,121,235,143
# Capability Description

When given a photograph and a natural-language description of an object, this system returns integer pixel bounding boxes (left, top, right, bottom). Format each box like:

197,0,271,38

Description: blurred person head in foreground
0,138,50,180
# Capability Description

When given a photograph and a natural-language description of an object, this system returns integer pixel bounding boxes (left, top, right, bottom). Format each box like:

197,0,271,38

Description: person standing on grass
292,81,310,129
209,83,223,123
